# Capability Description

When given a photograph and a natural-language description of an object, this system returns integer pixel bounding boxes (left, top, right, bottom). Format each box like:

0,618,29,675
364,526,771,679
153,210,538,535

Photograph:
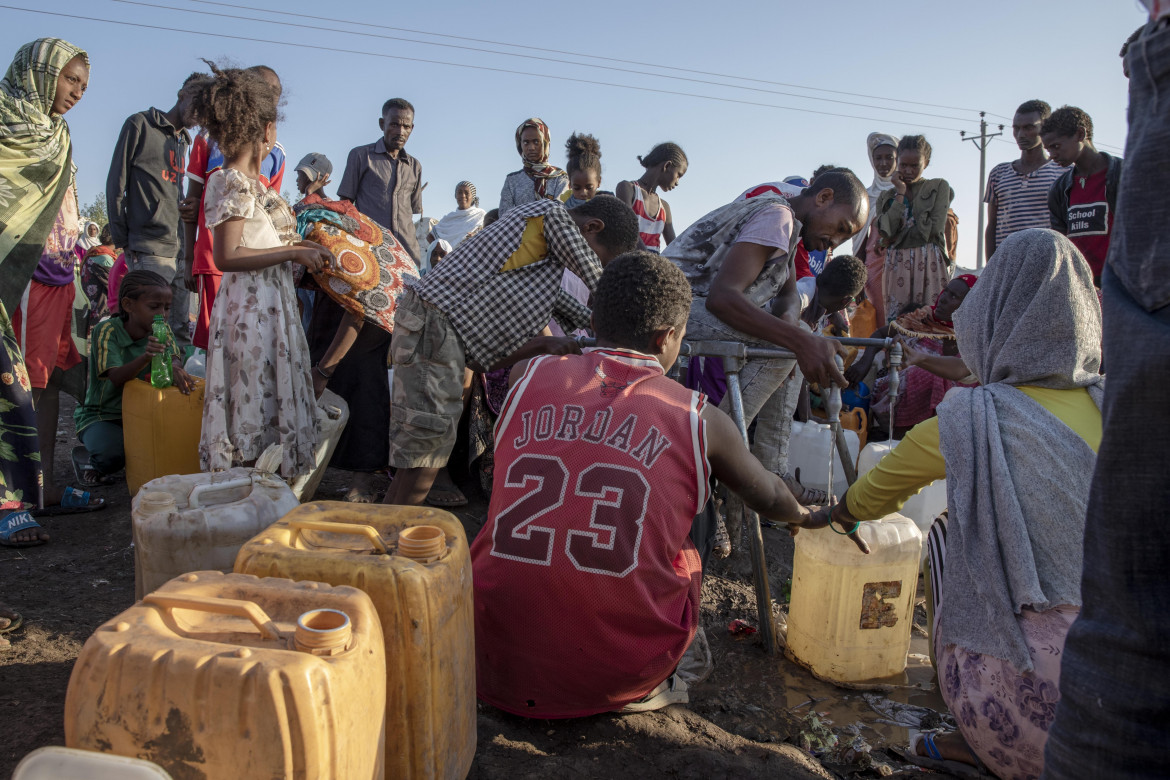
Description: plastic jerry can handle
188,477,254,508
287,518,388,554
143,593,282,641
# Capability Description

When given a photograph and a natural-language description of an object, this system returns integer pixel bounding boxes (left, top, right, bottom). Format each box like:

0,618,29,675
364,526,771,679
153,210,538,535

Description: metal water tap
886,340,903,442
825,355,844,504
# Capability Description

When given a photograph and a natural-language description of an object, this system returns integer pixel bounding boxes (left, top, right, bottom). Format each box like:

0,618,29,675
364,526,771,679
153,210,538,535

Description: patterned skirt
883,244,953,322
0,302,42,509
926,517,1078,780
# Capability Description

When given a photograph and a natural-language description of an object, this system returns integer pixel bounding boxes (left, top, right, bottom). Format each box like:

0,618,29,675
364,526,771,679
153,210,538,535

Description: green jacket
877,178,954,253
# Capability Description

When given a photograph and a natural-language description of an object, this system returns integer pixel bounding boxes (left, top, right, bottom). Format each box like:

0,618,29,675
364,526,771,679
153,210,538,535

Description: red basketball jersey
472,348,711,718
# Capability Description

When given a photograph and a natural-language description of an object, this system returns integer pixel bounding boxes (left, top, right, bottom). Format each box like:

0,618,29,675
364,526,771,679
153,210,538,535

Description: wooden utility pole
961,112,1003,269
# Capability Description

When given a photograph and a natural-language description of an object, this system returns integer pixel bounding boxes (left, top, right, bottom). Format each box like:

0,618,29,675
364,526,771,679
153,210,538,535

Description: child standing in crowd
562,132,602,207
80,223,119,335
877,135,955,321
499,117,569,214
183,64,287,352
73,271,193,486
1043,105,1123,287
616,142,687,253
191,63,332,480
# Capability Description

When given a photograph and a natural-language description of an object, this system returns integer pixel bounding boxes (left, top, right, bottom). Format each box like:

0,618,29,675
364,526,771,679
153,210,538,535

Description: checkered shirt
411,199,602,371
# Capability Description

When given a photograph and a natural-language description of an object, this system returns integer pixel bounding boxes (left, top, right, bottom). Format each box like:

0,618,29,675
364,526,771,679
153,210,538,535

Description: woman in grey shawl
799,229,1103,778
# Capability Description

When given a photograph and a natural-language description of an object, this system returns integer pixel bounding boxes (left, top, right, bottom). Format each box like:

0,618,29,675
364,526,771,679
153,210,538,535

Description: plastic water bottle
150,315,173,389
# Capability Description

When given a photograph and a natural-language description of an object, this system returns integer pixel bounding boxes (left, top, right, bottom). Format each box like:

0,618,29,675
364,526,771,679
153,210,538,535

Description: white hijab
76,220,100,252
853,132,900,252
433,206,486,247
866,132,900,201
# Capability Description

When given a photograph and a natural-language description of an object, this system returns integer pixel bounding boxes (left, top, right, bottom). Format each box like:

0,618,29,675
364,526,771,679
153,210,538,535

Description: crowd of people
0,18,1164,779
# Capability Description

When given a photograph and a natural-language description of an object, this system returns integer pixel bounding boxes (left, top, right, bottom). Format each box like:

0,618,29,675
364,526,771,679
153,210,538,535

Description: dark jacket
1048,152,1124,235
106,108,190,257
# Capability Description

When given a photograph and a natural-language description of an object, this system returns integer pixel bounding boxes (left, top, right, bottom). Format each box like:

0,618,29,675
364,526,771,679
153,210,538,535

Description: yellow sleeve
1018,386,1102,453
499,216,547,271
844,418,947,521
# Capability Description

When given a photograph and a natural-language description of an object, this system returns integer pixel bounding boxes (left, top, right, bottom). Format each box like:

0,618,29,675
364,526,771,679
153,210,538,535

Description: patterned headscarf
456,180,479,207
514,117,566,199
0,38,89,312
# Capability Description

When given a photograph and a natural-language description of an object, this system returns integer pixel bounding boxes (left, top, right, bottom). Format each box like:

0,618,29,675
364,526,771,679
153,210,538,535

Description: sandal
712,513,732,558
425,472,468,508
30,486,107,518
781,468,829,506
898,730,987,779
71,445,115,487
618,674,689,713
0,511,48,548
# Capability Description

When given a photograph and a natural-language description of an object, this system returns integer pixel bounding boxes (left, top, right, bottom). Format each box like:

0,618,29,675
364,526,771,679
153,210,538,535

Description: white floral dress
199,168,318,479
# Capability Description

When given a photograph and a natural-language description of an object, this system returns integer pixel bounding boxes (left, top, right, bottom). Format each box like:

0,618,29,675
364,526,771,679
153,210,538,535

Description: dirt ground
0,398,960,779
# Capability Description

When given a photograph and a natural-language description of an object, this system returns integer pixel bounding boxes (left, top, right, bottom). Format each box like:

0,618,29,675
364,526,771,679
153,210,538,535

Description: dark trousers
1042,19,1170,780
79,420,124,476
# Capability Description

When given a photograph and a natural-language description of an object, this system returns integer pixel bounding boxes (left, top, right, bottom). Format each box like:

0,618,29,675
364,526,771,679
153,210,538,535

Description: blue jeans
1042,20,1170,780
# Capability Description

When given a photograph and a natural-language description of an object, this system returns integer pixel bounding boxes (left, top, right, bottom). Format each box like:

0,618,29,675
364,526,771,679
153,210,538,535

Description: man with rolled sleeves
337,97,423,262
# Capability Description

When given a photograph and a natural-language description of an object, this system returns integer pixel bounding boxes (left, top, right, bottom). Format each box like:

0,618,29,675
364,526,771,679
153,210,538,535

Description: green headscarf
0,38,89,312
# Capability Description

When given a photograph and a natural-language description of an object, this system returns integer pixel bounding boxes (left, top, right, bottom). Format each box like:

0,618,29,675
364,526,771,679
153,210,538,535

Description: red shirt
472,348,710,718
1065,167,1113,279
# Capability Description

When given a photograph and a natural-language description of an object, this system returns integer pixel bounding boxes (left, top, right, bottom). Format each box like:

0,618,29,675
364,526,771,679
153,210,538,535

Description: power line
3,5,975,133
181,0,992,117
112,0,980,125
992,136,1125,154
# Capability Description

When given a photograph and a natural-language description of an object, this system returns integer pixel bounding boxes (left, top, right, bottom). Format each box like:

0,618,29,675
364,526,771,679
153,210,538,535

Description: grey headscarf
936,229,1103,671
955,229,1104,392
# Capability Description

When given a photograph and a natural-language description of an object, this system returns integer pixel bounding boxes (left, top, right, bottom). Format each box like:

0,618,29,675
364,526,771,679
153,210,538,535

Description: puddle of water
695,620,948,753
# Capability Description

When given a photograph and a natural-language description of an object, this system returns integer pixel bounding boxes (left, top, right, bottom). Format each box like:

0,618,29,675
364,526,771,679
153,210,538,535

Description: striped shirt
631,184,667,252
984,161,1064,248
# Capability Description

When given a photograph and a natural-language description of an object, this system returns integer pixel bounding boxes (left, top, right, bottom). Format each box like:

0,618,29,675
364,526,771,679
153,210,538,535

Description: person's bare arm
614,180,636,208
312,311,363,398
843,322,895,386
985,191,998,262
704,242,846,388
901,340,973,381
212,219,329,273
662,199,676,245
702,404,811,526
181,180,203,292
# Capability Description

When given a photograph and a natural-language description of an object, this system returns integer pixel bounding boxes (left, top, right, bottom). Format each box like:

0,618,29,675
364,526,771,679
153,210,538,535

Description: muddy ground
0,398,959,779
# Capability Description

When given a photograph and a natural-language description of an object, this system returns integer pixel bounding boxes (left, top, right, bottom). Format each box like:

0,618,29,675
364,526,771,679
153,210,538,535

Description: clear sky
3,0,1140,266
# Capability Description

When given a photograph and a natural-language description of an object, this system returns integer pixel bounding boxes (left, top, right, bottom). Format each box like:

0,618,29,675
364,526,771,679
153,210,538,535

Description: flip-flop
899,731,987,779
30,486,107,518
71,445,115,487
426,485,468,508
0,511,47,548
